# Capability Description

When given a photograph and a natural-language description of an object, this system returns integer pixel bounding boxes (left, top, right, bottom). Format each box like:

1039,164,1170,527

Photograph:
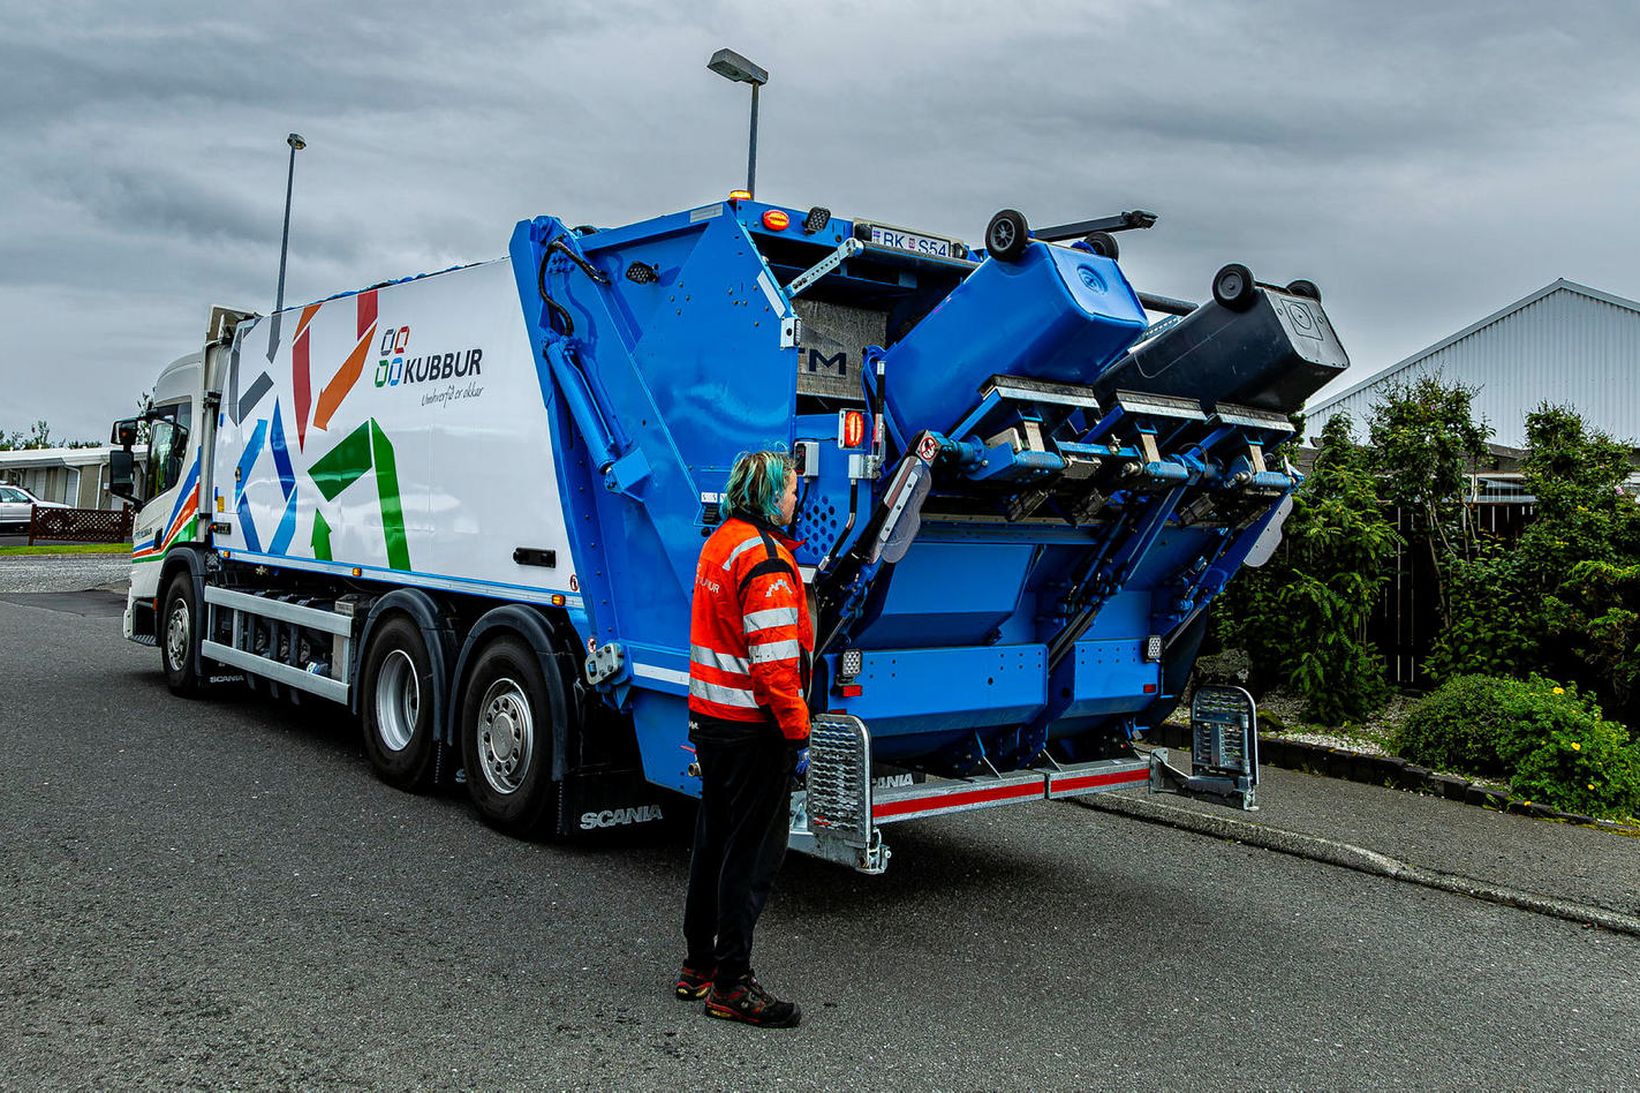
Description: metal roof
1304,280,1640,449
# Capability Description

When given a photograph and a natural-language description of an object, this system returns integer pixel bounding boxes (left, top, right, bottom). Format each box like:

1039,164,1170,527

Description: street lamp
274,132,306,318
707,48,768,198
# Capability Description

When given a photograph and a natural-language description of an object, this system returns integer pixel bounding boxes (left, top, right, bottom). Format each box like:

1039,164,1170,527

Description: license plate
866,223,955,259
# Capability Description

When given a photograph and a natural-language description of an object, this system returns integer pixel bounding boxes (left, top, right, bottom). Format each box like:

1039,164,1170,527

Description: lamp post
707,49,768,197
274,132,306,317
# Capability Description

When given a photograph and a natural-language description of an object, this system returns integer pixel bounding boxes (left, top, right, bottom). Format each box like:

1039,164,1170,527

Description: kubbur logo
373,324,484,388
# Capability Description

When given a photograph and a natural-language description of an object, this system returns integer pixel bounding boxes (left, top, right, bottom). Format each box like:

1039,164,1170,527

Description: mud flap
556,767,680,843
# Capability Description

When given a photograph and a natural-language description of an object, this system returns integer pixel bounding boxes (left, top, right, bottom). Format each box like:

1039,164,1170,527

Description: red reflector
762,209,790,230
841,684,863,697
1143,683,1157,693
841,410,866,448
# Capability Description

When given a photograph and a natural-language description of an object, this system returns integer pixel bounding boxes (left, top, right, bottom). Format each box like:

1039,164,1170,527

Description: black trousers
683,721,792,984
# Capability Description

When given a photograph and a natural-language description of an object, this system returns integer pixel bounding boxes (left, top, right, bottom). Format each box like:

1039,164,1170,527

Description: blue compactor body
509,196,1348,870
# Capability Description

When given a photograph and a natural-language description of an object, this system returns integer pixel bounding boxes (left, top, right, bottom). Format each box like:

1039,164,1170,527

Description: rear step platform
794,705,1256,873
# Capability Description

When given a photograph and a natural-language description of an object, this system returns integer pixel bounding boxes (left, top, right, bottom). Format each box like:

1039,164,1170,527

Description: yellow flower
1588,783,1596,791
1553,687,1565,695
1571,741,1582,751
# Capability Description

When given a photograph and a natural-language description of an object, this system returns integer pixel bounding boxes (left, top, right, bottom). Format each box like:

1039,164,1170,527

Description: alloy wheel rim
477,677,534,795
374,649,420,752
165,599,190,671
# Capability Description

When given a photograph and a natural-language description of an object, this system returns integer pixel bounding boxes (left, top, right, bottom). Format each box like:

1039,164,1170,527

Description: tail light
840,410,866,449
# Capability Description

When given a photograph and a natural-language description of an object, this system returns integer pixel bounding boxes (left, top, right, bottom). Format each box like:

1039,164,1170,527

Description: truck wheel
985,209,1030,262
460,635,563,837
1212,263,1258,311
160,571,202,697
1285,278,1321,301
360,615,438,791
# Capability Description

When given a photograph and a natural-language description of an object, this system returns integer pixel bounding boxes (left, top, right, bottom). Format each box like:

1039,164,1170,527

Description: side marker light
841,684,863,698
728,190,752,202
762,209,790,230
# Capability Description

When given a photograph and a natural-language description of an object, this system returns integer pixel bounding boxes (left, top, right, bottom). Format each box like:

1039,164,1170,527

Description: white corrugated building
1304,279,1640,450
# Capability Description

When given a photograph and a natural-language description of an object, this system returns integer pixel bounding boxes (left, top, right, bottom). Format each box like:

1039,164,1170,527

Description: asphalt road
3,588,1638,1090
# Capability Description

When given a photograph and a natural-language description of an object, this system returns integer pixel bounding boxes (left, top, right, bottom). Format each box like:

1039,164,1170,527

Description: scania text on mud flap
110,197,1346,871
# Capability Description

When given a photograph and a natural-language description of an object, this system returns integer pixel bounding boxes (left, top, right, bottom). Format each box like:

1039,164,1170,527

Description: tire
460,635,564,837
159,570,202,697
359,615,439,791
1285,278,1321,301
1212,262,1258,311
985,209,1030,262
1081,230,1120,260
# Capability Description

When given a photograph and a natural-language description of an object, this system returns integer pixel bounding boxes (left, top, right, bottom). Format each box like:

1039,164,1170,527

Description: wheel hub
374,649,421,753
477,678,534,795
165,600,190,670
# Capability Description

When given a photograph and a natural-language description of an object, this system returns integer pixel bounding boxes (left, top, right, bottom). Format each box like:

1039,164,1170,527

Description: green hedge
1391,675,1640,819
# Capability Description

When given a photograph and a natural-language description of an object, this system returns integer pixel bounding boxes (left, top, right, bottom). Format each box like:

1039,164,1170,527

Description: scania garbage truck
112,195,1347,872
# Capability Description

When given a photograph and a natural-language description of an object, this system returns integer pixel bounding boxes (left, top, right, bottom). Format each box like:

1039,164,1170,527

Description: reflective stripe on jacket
688,517,812,742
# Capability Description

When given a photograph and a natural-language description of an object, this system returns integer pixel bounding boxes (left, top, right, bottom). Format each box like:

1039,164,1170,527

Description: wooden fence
28,506,134,545
1368,503,1537,687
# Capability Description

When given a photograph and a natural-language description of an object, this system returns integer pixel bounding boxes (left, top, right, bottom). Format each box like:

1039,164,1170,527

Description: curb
1072,792,1640,938
1144,722,1640,835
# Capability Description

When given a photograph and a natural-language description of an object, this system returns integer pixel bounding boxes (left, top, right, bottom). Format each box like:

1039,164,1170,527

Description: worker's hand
789,746,810,789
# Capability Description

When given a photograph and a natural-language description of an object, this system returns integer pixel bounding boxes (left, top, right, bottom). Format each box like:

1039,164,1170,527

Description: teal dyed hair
722,450,793,525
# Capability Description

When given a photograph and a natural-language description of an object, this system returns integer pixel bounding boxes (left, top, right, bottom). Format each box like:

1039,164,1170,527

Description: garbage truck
111,194,1348,872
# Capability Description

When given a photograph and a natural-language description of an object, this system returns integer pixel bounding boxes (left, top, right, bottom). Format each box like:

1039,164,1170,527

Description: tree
1218,414,1401,723
0,420,56,450
1367,375,1492,627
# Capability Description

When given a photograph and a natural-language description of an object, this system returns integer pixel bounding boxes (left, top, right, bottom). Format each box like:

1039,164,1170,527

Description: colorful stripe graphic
308,418,410,571
132,458,200,563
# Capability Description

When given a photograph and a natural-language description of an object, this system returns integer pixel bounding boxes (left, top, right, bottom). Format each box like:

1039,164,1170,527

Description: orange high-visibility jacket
688,517,813,743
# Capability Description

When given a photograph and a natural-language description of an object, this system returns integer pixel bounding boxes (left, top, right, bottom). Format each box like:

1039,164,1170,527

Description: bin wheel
1081,231,1120,260
360,614,439,791
1286,278,1321,301
460,635,563,838
160,570,202,697
985,209,1030,262
1212,263,1257,311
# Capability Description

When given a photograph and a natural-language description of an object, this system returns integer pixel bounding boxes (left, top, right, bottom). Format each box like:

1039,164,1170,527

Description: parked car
0,484,68,532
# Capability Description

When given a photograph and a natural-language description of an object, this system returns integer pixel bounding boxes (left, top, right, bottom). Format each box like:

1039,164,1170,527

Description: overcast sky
3,0,1637,441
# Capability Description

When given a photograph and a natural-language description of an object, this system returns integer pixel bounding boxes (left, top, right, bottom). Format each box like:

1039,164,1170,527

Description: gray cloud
2,0,1638,440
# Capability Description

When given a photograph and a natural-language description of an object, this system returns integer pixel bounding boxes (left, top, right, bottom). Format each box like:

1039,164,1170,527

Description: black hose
536,250,575,336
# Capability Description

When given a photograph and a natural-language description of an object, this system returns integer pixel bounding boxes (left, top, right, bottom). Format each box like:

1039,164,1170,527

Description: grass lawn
0,542,132,556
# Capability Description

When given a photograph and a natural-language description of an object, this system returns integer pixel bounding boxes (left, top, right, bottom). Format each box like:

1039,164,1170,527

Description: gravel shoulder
0,552,133,594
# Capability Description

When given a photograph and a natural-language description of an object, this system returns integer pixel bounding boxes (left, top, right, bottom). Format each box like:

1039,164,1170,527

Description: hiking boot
704,971,801,1028
674,962,715,1001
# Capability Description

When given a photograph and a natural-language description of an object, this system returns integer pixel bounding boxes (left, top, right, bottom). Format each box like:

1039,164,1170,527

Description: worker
675,449,812,1029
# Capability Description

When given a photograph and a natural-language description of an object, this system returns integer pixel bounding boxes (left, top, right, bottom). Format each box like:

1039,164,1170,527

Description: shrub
1391,674,1521,776
1512,723,1640,819
1392,674,1640,820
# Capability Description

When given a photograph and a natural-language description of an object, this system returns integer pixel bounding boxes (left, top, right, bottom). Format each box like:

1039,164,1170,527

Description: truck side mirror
111,418,139,448
110,449,140,503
